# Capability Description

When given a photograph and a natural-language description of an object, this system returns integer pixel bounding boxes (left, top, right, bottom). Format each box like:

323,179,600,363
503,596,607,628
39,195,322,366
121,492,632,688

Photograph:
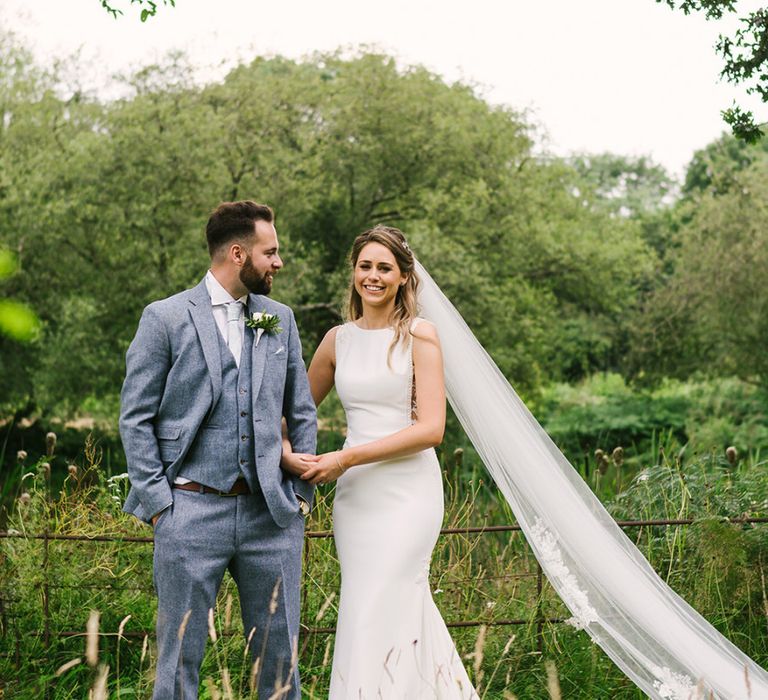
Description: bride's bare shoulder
410,318,439,344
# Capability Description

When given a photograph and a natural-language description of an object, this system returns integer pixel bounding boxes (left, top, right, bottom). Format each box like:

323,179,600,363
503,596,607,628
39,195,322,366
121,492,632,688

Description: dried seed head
594,449,604,459
597,454,610,475
177,610,192,641
68,464,78,477
45,431,57,456
472,624,487,678
54,657,82,677
16,450,27,462
545,659,562,700
207,607,217,642
41,462,51,478
725,446,738,465
611,446,624,467
19,492,31,506
91,664,109,700
86,610,100,667
269,579,281,615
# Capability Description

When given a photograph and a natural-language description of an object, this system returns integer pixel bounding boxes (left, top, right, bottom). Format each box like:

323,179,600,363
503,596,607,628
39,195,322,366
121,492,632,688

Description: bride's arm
281,326,338,475
300,321,445,485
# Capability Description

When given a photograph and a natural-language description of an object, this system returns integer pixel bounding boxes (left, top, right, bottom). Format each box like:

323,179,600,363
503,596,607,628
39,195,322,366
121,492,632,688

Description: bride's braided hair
347,225,419,364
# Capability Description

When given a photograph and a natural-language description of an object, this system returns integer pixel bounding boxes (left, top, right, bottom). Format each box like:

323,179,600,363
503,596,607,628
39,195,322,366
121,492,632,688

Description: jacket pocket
156,426,181,440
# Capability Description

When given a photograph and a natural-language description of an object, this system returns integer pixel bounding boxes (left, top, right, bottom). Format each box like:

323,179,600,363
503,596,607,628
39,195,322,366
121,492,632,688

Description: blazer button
241,435,248,441
240,458,247,465
240,411,247,417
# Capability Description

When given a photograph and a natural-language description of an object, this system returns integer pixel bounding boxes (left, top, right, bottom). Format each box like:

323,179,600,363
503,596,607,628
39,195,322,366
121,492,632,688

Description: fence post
300,533,311,659
536,561,544,654
42,529,50,649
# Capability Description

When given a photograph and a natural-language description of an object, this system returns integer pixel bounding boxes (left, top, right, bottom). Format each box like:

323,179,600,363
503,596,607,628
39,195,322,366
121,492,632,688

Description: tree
0,42,656,414
658,1,768,142
628,149,768,387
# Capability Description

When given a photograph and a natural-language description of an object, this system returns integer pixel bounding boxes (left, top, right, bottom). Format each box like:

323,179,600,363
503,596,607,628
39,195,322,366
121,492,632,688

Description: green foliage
99,0,176,22
658,1,767,141
629,150,768,387
0,36,658,418
2,436,765,698
540,374,768,488
0,250,39,341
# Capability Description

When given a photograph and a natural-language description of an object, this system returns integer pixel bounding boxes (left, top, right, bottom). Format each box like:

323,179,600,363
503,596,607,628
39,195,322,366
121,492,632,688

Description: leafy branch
99,0,176,23
659,1,767,142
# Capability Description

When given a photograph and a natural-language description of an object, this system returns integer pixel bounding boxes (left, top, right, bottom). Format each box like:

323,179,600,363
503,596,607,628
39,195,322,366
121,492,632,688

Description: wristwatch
297,496,310,517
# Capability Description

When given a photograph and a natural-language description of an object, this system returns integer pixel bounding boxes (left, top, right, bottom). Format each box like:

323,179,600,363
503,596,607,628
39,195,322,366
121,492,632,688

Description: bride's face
354,242,407,309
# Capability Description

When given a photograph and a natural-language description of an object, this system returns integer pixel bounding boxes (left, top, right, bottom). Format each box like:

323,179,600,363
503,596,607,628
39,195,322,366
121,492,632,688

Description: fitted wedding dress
329,321,478,699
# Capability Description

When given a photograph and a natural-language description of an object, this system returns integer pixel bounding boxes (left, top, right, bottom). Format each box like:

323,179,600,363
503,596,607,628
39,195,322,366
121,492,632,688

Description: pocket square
274,347,284,355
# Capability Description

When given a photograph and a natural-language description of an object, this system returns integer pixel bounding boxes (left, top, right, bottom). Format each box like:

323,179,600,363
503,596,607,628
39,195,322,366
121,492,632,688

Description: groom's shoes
172,477,250,496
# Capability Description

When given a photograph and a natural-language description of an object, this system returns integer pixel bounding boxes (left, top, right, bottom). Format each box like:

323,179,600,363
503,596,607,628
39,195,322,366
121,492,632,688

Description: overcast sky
3,0,764,177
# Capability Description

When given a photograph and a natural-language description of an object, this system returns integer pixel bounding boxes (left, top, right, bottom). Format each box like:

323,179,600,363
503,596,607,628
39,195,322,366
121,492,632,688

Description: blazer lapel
248,295,269,401
188,278,223,411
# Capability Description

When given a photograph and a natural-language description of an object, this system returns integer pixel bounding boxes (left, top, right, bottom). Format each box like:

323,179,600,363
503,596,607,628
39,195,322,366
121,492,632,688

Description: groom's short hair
206,200,274,257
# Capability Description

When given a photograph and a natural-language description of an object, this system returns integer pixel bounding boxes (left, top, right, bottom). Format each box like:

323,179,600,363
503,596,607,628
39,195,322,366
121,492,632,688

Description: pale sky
3,0,764,177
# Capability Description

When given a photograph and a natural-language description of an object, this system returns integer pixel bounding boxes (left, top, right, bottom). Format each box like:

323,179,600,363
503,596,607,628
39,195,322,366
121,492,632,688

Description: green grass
1,429,765,699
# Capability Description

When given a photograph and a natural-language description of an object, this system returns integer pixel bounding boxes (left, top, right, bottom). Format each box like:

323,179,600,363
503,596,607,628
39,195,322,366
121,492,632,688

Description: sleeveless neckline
347,322,393,332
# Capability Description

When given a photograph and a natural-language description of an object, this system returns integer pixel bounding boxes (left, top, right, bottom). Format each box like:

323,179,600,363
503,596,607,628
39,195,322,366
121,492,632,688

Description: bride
281,225,477,698
284,226,768,699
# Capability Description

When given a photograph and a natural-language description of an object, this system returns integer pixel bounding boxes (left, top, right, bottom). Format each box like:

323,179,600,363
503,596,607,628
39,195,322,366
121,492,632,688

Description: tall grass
0,430,766,698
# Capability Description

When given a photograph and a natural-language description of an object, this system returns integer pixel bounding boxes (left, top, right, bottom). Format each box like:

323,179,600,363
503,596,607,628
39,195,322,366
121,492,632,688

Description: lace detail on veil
651,666,698,700
529,519,599,630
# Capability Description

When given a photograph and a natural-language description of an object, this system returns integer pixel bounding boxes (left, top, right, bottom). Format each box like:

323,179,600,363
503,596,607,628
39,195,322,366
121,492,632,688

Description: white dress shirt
205,269,249,362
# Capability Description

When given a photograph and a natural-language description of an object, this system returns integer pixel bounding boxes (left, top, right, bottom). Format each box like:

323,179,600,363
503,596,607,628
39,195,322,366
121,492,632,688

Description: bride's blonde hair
346,225,419,361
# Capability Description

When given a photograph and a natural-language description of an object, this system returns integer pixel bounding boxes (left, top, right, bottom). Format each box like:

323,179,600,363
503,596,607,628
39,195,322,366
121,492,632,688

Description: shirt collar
205,270,249,307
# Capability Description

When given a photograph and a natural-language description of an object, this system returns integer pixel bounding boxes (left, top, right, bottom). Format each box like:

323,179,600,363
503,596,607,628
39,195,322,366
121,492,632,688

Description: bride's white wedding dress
329,320,478,699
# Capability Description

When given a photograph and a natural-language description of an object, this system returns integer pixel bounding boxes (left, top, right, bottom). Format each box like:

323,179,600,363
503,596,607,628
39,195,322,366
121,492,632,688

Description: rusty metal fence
2,515,766,667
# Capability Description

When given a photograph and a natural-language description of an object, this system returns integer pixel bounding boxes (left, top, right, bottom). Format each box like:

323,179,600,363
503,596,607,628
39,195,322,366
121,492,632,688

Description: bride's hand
300,451,347,485
281,451,320,477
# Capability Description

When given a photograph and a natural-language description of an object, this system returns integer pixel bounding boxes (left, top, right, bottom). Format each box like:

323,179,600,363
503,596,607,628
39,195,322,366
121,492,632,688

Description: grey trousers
151,487,304,700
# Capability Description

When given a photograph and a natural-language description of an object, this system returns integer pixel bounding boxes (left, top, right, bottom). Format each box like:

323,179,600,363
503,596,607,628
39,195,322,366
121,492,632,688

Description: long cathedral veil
414,260,767,700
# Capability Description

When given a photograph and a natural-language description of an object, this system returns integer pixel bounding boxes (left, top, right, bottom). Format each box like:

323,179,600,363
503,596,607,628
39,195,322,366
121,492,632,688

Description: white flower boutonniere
245,310,282,346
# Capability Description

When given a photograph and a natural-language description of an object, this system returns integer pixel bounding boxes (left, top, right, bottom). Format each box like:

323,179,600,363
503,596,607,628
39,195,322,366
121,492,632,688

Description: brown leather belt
172,478,250,496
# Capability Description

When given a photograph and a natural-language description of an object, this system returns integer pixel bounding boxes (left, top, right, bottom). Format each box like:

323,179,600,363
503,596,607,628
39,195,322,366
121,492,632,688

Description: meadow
2,376,766,699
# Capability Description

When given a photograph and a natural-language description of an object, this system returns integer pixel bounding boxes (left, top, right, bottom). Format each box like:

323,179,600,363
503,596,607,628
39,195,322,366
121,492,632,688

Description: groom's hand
281,452,319,477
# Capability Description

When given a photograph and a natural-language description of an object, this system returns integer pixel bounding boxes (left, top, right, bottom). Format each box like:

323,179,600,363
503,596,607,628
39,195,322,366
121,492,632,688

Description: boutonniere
245,310,282,346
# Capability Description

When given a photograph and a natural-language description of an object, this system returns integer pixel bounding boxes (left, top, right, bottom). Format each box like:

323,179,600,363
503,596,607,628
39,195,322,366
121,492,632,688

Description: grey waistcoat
177,324,257,492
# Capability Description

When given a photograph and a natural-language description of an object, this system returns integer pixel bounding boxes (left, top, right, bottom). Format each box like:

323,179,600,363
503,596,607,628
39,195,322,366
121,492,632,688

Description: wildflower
595,449,610,475
725,446,738,465
40,462,51,478
45,431,57,456
611,446,624,467
68,464,78,477
19,492,31,505
16,450,27,462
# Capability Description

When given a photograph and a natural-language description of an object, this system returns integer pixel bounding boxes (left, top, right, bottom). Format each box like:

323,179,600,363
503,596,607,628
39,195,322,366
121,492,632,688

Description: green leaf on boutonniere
245,310,282,335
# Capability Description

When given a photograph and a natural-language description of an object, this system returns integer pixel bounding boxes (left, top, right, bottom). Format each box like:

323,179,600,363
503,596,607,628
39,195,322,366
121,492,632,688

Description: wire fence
2,514,766,670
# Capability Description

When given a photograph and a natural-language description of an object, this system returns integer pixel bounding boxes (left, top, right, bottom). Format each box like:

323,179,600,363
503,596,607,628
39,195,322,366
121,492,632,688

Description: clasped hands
281,450,347,485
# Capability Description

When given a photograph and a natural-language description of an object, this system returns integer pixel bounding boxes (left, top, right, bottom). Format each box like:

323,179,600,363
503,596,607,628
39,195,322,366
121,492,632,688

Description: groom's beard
240,254,273,295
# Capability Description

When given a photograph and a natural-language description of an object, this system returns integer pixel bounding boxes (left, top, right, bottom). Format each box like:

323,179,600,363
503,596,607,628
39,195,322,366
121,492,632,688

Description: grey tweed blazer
119,277,317,526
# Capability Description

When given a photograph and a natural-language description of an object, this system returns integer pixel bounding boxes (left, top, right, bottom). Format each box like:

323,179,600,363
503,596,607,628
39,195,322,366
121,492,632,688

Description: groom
120,201,316,699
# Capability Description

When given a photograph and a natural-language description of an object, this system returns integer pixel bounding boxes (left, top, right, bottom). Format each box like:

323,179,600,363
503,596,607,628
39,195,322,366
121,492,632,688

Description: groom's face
239,220,283,295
